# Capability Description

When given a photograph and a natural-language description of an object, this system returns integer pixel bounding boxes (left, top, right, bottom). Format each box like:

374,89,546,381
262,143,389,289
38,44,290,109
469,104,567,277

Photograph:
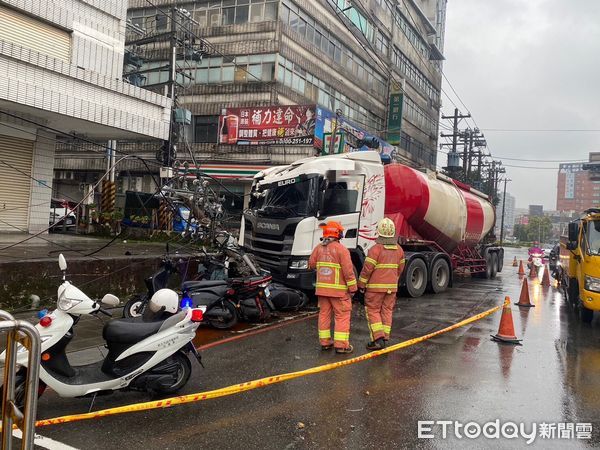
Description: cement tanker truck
240,151,503,297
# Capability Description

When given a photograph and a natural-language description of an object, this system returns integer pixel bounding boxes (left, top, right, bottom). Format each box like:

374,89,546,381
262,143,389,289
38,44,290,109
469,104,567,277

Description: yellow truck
560,208,600,322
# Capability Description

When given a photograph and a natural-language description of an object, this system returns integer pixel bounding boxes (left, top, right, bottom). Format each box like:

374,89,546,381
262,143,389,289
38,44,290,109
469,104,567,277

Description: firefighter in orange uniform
308,221,357,354
358,218,405,351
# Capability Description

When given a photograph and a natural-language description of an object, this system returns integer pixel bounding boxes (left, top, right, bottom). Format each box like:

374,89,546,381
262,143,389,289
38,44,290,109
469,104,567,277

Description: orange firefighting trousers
318,295,352,348
364,291,396,341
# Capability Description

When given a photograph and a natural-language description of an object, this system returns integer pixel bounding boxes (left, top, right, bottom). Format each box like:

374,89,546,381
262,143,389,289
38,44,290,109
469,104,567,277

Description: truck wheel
429,258,450,294
496,250,504,273
567,279,579,309
490,253,498,279
404,259,428,298
580,305,594,323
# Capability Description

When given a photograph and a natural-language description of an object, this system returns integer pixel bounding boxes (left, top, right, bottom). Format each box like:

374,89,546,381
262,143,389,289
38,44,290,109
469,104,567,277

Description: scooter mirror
101,294,120,307
58,254,67,272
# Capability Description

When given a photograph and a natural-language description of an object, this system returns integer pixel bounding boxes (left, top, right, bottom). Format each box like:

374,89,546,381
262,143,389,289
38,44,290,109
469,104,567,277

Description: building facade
497,191,515,236
557,153,600,212
94,0,447,215
0,0,170,232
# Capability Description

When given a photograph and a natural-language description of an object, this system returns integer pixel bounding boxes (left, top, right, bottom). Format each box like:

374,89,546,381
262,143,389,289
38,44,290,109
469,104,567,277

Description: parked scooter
0,255,205,406
123,256,179,318
182,274,274,329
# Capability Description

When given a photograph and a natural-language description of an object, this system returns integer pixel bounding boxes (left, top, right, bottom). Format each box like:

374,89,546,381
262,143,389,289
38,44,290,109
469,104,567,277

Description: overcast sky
440,0,600,210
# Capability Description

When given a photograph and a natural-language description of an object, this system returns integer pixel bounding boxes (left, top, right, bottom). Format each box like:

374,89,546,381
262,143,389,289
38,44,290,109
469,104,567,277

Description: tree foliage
513,216,553,243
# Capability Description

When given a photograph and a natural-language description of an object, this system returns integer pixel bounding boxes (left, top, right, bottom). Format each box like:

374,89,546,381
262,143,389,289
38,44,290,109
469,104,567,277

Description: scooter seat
103,318,164,344
182,280,228,291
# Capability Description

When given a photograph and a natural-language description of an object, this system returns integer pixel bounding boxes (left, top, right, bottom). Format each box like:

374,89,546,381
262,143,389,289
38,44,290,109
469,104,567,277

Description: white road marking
12,428,79,450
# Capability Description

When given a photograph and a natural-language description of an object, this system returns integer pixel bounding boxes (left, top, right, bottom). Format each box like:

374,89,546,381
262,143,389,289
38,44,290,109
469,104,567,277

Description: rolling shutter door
0,5,71,62
0,134,34,232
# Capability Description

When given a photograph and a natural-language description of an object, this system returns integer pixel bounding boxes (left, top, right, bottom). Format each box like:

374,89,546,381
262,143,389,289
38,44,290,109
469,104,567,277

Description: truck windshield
586,221,600,255
257,176,319,218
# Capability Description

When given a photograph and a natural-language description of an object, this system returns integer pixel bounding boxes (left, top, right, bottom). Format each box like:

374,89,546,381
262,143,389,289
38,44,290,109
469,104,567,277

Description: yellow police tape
35,299,506,428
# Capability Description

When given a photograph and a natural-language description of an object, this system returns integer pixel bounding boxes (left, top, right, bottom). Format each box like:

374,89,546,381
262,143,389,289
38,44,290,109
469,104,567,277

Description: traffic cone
541,264,551,287
515,278,534,307
518,260,525,276
491,299,522,344
512,256,518,267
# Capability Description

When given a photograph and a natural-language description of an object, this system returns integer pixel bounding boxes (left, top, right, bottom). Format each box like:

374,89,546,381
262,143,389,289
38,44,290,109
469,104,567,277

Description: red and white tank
384,164,496,253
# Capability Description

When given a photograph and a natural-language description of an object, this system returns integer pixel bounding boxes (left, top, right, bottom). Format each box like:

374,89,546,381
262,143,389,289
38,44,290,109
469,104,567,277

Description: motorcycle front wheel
206,300,238,329
123,294,147,318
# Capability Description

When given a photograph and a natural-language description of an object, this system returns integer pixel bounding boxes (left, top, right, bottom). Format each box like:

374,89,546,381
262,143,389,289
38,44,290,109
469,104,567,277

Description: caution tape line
34,299,506,428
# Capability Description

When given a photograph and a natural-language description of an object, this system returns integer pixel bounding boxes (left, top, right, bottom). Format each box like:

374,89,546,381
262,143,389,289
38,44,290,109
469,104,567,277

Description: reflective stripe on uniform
375,263,399,269
383,245,398,250
366,283,398,289
316,262,341,269
315,282,348,291
365,257,377,265
333,331,350,341
399,259,406,265
365,306,373,340
347,279,357,287
359,276,368,283
370,322,384,332
318,329,331,339
382,325,391,334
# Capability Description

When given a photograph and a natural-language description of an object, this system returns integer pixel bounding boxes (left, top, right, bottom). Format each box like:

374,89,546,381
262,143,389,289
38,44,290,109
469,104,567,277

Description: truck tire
428,258,450,294
490,253,498,279
580,305,594,323
496,249,504,273
567,278,579,309
404,258,428,298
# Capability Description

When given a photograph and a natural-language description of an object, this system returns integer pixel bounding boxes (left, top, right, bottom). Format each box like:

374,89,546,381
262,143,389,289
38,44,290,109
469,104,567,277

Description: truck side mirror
568,222,579,244
566,242,577,251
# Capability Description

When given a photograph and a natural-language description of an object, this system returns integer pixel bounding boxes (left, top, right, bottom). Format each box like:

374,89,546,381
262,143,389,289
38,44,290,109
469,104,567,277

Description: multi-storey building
61,0,445,217
497,191,515,236
0,0,170,233
557,153,600,213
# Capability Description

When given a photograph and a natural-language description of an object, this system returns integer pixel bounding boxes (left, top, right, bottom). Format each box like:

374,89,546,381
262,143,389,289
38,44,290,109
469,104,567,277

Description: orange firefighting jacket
358,243,405,293
309,239,358,298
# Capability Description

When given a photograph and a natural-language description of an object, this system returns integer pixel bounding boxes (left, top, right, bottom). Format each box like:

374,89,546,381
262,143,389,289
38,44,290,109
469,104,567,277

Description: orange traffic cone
541,264,551,287
529,264,538,280
512,256,518,267
518,261,525,276
515,278,534,307
491,299,522,344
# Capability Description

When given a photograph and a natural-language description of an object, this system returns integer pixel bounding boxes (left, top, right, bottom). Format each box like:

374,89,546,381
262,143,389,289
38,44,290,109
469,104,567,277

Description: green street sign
387,93,403,145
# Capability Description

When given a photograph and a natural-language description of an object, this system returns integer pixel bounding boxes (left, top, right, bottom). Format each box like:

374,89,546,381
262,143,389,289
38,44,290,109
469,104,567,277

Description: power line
480,128,600,132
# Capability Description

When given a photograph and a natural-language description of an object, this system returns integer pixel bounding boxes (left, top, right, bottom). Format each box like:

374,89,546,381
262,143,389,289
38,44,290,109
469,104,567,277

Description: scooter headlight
58,296,82,311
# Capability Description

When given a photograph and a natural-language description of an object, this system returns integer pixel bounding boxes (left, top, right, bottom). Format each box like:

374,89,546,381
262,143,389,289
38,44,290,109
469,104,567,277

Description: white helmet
149,289,179,314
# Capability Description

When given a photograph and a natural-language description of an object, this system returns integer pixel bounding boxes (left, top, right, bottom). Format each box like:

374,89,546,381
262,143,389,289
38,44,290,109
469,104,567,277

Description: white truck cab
241,151,385,290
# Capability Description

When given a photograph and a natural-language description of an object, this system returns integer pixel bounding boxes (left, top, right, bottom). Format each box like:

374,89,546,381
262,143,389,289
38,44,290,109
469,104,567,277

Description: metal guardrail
0,310,41,450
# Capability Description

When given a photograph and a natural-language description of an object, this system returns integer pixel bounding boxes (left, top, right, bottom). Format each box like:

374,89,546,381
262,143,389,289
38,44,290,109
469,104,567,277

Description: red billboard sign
219,105,315,145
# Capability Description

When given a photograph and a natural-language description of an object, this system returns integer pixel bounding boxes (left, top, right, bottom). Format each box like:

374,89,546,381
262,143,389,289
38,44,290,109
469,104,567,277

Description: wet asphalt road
27,248,600,448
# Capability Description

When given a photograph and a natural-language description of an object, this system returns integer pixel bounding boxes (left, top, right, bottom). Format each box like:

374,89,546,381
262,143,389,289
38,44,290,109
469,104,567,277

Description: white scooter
0,254,205,405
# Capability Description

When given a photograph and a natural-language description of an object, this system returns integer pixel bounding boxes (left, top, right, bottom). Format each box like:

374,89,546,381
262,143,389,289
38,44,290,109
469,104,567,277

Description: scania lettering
240,151,503,297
